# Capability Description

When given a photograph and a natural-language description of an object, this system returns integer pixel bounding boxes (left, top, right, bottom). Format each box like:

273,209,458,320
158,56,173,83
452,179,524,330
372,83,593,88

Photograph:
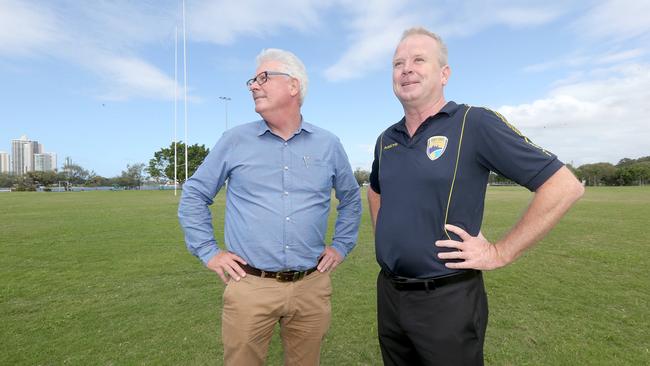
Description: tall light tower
219,96,231,131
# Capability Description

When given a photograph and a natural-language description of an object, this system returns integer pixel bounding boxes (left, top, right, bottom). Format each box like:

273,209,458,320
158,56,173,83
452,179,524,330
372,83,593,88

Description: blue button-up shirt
178,120,362,271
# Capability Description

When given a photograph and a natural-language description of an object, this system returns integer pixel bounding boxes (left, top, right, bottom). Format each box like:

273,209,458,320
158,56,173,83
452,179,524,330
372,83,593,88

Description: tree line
3,144,646,190
351,156,650,187
0,163,148,191
0,142,209,191
571,156,650,186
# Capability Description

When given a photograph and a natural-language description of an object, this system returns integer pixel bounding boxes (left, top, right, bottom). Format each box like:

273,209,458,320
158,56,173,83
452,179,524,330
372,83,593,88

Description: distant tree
117,163,146,189
617,156,650,167
26,171,59,187
86,174,111,187
616,158,635,167
63,163,90,185
576,163,617,186
0,173,16,188
13,174,37,191
353,168,370,186
615,162,650,186
148,141,209,183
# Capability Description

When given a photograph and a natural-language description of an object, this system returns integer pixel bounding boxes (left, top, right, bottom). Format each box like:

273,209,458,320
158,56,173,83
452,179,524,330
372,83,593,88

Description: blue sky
1,0,649,177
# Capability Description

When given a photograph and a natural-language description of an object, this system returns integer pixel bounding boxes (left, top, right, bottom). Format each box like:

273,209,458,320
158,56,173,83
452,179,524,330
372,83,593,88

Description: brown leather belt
241,264,318,282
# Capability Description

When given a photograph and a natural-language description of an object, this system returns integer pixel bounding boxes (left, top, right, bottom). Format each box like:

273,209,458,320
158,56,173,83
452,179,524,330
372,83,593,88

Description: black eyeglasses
246,71,292,87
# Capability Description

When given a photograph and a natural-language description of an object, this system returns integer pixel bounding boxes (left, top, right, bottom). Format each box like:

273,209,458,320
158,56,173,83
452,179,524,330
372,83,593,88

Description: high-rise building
0,151,9,173
11,135,44,175
34,153,57,172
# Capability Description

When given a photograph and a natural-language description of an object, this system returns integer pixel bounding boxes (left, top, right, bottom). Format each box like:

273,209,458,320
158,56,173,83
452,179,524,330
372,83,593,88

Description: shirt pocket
297,156,333,192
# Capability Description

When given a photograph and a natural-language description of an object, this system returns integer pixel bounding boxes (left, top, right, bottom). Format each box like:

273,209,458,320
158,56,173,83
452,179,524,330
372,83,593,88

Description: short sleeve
473,108,563,191
369,133,383,193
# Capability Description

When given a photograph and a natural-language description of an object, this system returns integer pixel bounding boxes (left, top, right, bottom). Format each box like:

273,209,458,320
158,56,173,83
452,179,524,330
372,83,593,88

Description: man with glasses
179,48,361,365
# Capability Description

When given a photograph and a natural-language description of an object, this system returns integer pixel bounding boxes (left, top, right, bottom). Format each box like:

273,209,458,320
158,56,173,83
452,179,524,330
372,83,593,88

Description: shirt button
285,217,290,221
284,142,288,146
283,191,289,196
285,245,289,249
283,166,289,170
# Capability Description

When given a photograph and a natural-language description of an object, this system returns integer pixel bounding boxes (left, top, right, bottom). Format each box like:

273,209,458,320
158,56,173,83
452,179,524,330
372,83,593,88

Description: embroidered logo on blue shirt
383,142,398,151
426,136,448,161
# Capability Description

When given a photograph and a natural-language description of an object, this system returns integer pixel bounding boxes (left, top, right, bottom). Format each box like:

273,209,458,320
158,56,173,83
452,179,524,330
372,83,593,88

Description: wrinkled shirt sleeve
330,139,362,258
178,132,233,265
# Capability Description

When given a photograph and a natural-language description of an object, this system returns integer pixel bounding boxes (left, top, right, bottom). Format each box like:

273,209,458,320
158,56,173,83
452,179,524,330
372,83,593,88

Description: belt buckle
275,271,305,282
275,271,292,282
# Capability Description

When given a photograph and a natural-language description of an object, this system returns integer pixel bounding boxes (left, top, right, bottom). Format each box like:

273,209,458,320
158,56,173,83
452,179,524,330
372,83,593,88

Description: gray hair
400,27,448,67
256,48,308,105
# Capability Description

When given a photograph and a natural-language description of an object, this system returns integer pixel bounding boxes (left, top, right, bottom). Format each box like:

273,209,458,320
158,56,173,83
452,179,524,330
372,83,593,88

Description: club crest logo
426,136,448,161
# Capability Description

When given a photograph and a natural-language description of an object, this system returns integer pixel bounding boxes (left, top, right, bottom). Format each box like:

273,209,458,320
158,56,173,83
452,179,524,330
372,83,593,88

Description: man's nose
402,61,413,75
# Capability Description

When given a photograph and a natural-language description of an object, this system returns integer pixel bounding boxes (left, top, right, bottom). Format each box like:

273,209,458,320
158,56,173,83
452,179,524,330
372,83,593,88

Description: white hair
256,48,308,105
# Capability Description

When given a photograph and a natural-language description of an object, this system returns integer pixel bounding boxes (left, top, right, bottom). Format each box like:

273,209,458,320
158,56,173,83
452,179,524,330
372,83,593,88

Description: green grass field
1,187,648,365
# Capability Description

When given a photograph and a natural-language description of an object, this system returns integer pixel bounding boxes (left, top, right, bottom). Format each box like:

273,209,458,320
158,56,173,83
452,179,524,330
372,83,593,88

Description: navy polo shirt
369,101,563,278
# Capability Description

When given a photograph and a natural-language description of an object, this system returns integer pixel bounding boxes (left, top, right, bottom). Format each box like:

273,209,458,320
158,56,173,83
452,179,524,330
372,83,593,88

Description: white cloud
0,1,180,101
498,63,650,165
323,1,417,81
524,48,645,73
573,0,650,41
596,48,646,64
189,0,329,44
0,0,64,56
93,55,180,101
324,0,565,81
499,1,650,166
490,6,561,27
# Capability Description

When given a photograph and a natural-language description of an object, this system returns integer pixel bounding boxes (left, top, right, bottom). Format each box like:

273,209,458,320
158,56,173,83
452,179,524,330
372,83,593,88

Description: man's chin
396,92,418,103
254,100,265,112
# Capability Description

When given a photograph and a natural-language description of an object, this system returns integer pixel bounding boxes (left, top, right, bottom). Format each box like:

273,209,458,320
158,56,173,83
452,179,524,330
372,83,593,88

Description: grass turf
1,186,648,365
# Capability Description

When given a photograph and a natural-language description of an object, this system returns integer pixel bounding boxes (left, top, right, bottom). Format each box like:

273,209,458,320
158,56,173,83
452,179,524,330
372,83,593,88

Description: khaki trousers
221,270,332,366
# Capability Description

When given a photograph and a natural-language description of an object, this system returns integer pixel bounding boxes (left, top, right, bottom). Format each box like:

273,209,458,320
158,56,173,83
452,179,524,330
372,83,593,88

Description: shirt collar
256,117,313,137
392,101,459,134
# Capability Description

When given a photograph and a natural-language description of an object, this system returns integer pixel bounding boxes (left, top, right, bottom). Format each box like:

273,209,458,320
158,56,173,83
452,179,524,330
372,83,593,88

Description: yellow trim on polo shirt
489,108,551,157
443,106,471,240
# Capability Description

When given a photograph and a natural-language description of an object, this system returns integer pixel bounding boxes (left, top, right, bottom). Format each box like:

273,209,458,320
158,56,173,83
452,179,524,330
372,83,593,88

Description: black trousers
377,270,489,366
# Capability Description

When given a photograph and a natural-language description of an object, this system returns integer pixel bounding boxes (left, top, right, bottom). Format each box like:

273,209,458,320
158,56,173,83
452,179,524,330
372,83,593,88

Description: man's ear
289,78,300,97
441,65,451,86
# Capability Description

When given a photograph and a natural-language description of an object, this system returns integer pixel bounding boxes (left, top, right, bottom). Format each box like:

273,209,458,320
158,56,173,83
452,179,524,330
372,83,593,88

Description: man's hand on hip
317,246,343,273
206,251,248,284
435,224,507,270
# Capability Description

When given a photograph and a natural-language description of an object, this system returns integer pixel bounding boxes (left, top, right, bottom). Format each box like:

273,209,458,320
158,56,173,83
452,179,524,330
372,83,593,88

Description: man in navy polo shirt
368,27,584,365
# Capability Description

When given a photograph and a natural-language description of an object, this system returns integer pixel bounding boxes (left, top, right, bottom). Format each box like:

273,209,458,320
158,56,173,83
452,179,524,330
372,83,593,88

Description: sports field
1,187,648,365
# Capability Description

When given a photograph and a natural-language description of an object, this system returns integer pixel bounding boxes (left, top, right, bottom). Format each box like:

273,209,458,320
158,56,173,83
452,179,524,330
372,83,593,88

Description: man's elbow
570,178,585,202
559,167,585,205
539,166,584,204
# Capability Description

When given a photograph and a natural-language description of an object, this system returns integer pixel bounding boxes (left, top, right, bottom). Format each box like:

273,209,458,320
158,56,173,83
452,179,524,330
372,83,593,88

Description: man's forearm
367,187,381,232
332,178,362,257
178,179,220,263
496,166,584,264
